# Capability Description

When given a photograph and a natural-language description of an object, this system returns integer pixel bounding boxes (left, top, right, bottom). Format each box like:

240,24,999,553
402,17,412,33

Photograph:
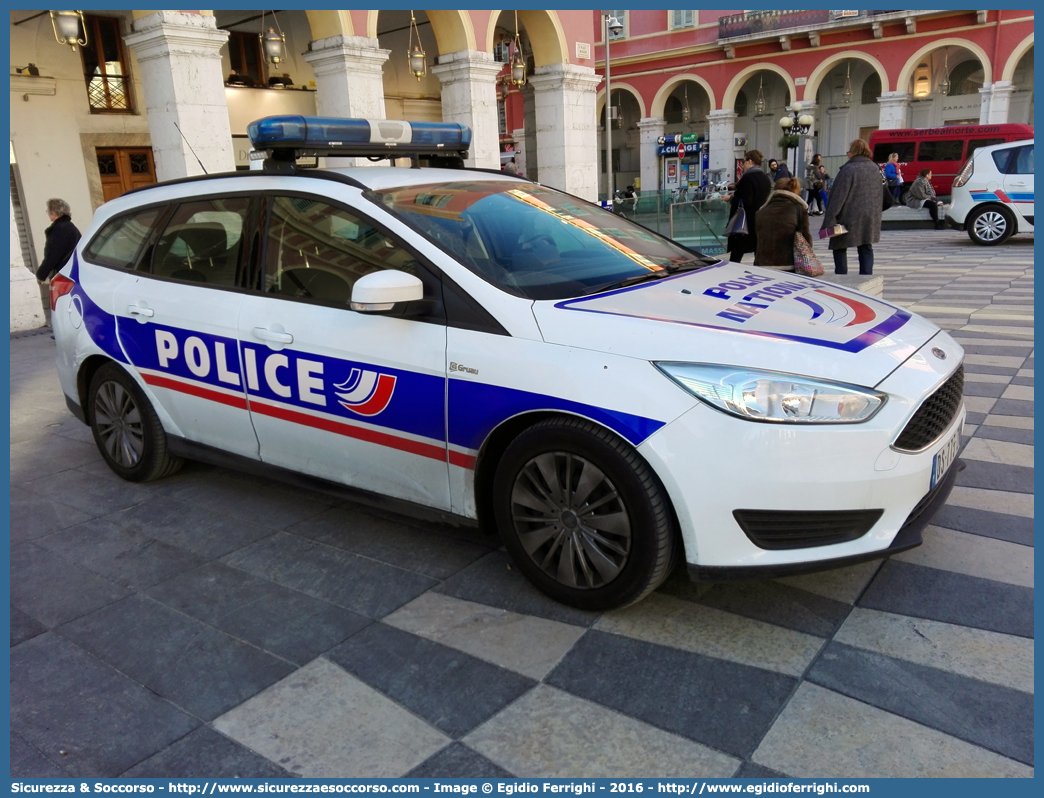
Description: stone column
124,11,234,181
528,64,602,200
978,83,993,124
706,109,738,179
9,197,45,332
637,117,665,195
877,91,911,130
987,80,1015,123
431,50,503,169
521,84,538,181
303,36,390,120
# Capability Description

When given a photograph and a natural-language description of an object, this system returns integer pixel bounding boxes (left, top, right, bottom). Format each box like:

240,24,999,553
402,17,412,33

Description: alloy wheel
972,210,1009,242
510,451,632,589
93,381,144,467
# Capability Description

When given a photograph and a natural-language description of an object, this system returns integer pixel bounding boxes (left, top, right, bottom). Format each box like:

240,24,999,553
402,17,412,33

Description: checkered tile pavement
10,228,1033,778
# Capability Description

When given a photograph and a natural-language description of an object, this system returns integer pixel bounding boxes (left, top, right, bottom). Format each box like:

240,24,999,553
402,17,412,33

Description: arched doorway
598,86,642,197
900,41,991,127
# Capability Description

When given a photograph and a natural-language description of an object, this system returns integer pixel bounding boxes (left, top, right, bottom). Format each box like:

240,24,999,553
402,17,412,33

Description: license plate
931,428,961,489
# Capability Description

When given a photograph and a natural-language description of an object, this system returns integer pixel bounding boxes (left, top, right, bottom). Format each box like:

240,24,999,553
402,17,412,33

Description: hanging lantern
842,60,853,105
510,11,526,87
754,74,766,115
407,11,426,79
261,28,286,65
50,10,87,51
938,48,950,96
682,82,691,123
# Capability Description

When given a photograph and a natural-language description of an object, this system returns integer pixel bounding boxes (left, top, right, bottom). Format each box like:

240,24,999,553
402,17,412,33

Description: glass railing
608,190,730,257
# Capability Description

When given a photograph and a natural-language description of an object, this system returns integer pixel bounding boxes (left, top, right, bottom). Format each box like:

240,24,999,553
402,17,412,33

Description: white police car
51,116,965,610
947,138,1034,245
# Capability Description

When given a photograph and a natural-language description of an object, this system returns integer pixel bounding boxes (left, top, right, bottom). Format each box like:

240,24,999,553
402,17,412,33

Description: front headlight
655,362,885,424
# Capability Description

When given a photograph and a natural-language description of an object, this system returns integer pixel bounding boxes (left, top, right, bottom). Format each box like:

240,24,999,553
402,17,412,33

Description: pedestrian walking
36,198,81,283
754,177,812,271
723,150,772,263
804,153,822,206
906,168,947,230
884,152,904,203
821,139,883,275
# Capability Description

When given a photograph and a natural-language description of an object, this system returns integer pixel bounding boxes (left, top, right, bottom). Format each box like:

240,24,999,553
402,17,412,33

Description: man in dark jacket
725,150,772,263
37,198,81,282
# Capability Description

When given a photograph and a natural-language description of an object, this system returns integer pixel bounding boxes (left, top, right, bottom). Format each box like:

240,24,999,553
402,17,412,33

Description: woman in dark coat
821,139,883,275
725,150,772,263
36,198,81,282
754,177,812,271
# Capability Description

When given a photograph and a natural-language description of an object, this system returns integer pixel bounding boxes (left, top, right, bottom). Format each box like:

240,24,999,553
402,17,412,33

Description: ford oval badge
932,347,947,360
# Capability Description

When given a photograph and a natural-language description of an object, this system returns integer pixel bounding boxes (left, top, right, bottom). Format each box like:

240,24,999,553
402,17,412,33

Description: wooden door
97,147,156,202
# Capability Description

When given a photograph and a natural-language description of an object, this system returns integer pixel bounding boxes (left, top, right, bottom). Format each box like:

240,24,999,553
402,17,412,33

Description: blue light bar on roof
247,115,471,153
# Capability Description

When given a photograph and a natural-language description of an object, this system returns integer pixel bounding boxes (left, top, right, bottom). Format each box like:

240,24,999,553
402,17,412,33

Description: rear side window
872,142,915,162
83,206,164,270
1012,145,1034,175
917,140,964,162
149,198,251,287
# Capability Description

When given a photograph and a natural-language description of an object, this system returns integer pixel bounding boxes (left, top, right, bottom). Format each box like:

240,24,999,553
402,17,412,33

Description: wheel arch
77,354,117,424
472,409,682,549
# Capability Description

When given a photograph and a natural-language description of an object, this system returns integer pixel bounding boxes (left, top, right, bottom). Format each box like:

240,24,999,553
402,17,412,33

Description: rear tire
492,417,676,611
967,204,1016,246
88,362,183,482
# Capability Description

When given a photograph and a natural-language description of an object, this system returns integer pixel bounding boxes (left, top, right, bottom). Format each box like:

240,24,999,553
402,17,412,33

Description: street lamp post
778,101,814,181
603,14,623,205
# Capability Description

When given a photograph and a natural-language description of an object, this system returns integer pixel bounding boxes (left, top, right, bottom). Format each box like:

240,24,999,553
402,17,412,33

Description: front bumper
686,457,963,581
637,334,966,576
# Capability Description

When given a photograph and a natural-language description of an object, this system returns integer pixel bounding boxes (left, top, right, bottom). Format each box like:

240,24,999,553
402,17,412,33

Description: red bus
868,124,1034,197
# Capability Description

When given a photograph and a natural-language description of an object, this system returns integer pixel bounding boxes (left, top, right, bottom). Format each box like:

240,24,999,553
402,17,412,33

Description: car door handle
253,327,294,344
127,305,154,318
1008,181,1028,186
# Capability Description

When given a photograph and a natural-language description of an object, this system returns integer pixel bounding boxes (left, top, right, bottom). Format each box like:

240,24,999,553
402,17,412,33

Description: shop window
670,11,696,29
861,74,881,105
228,31,265,86
80,15,132,113
946,60,984,96
498,99,508,136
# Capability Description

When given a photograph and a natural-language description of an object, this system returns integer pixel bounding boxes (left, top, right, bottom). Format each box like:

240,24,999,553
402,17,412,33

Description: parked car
50,115,966,610
946,138,1034,245
869,123,1033,198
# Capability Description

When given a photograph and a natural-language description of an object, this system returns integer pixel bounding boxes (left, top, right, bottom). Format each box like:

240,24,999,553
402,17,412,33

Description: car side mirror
350,270,424,313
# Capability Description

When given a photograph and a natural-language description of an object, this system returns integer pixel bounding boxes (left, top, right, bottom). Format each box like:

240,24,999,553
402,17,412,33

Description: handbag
881,177,895,211
793,232,824,277
724,200,748,236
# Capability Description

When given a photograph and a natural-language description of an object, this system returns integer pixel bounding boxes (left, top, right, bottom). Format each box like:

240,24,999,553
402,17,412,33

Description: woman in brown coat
754,177,812,271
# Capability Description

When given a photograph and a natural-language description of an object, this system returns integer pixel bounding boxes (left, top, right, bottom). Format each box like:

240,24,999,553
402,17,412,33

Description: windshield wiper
665,259,712,274
584,269,670,295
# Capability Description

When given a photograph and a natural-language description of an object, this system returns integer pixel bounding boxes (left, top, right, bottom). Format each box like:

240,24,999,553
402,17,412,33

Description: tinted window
1012,145,1034,175
872,142,915,162
150,198,251,286
967,138,1003,156
263,196,421,305
374,181,715,301
83,206,163,269
917,140,964,162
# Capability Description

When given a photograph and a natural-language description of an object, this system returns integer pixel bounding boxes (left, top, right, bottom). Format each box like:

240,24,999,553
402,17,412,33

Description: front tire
493,417,676,611
967,204,1016,245
88,362,183,482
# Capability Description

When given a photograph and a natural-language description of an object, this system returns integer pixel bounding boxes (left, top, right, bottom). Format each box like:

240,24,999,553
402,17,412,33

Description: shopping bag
724,201,748,236
793,233,824,277
818,224,847,240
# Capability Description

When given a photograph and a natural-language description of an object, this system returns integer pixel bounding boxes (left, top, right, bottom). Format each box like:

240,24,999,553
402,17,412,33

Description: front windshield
371,181,717,300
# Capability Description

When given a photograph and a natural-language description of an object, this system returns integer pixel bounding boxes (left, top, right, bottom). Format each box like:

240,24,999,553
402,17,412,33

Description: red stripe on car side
143,373,249,410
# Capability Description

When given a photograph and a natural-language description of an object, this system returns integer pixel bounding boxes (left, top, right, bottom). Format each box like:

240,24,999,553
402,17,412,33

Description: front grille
733,508,884,550
893,365,964,452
